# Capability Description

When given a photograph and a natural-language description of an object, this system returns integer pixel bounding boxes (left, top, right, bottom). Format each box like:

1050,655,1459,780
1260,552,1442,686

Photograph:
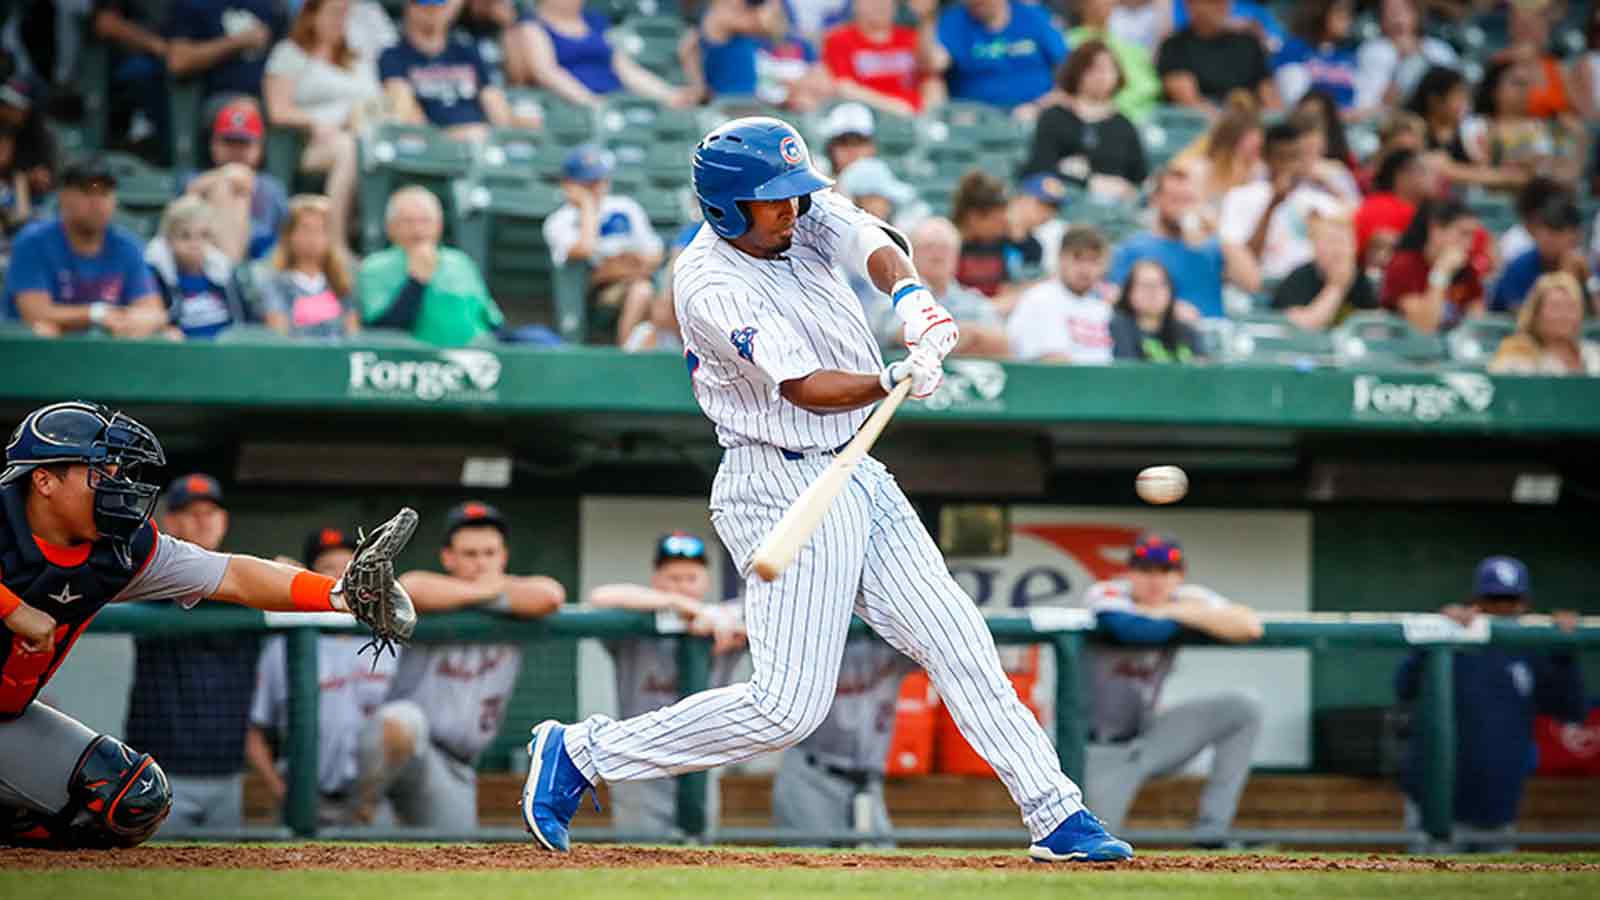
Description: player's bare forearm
780,370,887,413
212,555,342,613
244,727,286,802
590,583,701,617
1163,599,1264,643
865,242,918,296
507,575,566,618
397,570,504,612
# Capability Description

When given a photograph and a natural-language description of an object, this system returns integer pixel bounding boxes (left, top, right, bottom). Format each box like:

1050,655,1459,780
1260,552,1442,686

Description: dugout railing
86,605,1600,847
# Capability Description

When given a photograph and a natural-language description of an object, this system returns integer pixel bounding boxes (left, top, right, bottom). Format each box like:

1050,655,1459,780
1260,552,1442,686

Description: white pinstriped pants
565,447,1085,840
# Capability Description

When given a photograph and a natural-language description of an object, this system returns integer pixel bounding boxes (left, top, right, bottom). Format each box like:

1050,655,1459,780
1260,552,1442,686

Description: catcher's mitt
341,507,419,660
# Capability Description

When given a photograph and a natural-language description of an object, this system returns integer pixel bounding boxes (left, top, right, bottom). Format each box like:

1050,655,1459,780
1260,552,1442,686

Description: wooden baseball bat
751,379,914,582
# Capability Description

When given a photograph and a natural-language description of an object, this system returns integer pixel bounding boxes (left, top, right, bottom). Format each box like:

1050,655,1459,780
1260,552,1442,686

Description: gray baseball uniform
365,643,522,830
771,640,916,838
1,536,228,819
603,630,743,835
250,634,398,823
1081,579,1262,839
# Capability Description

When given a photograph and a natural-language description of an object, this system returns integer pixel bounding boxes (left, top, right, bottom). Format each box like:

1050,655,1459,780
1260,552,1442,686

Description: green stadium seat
1225,312,1335,363
79,29,110,153
452,180,565,332
358,123,477,252
168,77,204,172
1333,312,1448,367
652,107,702,143
924,137,980,179
1583,320,1600,342
507,90,597,145
1466,195,1518,236
1447,315,1517,366
1142,106,1210,170
638,188,691,231
552,261,594,344
628,13,688,40
643,142,692,188
478,127,562,185
263,126,312,192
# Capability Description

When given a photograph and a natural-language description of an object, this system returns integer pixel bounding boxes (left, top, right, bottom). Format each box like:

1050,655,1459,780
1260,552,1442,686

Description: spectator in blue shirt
528,0,697,109
1106,160,1260,318
931,0,1068,114
379,0,538,143
1272,0,1359,112
164,0,289,101
1490,196,1588,314
1395,556,1586,852
3,157,167,337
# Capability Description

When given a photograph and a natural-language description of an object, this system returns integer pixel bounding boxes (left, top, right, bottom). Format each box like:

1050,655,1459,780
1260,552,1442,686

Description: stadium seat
1466,195,1518,236
1142,106,1210,170
551,261,594,344
478,127,563,185
263,127,311,192
1446,315,1517,366
638,188,692,232
112,157,179,239
507,89,597,145
79,28,110,153
1333,313,1448,367
358,123,477,252
643,142,692,188
168,77,204,172
1584,320,1600,343
924,136,981,179
1225,312,1336,363
452,180,565,331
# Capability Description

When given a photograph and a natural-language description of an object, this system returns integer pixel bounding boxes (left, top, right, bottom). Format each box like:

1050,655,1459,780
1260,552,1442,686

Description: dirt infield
3,845,1597,873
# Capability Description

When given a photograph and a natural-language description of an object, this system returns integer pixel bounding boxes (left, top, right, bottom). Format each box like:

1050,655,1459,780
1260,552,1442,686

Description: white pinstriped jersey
672,189,886,453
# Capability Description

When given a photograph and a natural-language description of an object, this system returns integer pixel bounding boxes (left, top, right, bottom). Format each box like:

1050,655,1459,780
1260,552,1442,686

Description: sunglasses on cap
658,533,707,561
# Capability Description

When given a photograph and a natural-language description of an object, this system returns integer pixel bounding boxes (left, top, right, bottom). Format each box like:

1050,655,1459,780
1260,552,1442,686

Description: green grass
7,849,1598,900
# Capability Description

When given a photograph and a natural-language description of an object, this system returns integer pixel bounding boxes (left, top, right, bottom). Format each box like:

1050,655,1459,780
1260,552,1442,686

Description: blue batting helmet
691,117,832,239
3,401,166,565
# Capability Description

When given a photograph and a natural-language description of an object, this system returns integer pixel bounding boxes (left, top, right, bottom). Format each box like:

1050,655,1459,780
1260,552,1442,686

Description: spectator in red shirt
1354,148,1431,265
1380,198,1482,334
821,0,939,115
951,169,1020,308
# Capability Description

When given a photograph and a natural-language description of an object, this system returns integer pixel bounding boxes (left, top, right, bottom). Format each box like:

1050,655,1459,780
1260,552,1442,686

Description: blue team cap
1018,173,1068,207
1129,532,1184,570
412,0,450,6
655,531,707,567
563,144,616,183
1473,556,1531,598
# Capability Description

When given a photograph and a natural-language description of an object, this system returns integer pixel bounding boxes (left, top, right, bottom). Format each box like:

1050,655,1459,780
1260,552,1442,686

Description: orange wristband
290,572,337,612
0,585,20,619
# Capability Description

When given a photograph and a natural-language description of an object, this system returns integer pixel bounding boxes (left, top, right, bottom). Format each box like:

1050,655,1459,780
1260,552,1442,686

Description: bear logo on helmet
779,135,804,165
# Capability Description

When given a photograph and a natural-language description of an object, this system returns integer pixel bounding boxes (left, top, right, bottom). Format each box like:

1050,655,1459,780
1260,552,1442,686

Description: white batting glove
880,345,944,399
891,279,960,360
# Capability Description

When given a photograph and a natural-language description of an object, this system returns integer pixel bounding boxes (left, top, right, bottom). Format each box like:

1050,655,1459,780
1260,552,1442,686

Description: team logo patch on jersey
730,326,758,363
779,135,804,165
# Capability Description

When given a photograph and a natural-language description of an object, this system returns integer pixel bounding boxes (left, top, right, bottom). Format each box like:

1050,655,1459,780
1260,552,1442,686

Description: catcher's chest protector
0,482,155,719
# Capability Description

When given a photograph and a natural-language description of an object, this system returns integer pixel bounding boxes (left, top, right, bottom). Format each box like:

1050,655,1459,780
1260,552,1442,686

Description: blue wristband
891,282,927,308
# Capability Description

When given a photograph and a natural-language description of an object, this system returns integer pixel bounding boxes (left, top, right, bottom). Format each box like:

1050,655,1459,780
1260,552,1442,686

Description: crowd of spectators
0,0,1597,374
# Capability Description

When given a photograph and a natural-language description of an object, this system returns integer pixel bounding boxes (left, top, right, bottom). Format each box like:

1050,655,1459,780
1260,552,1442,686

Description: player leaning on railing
0,401,417,849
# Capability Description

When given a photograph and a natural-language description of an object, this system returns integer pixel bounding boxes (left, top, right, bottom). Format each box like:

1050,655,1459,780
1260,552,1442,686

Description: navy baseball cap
1129,532,1184,570
563,144,615,183
165,473,224,511
303,526,357,569
1474,555,1531,599
655,531,707,567
443,500,509,544
1018,173,1068,207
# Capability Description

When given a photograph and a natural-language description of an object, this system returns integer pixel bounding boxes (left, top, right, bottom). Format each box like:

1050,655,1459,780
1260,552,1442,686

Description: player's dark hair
27,462,73,495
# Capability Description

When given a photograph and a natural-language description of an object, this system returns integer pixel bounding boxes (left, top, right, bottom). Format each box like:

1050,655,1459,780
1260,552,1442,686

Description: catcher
0,401,417,849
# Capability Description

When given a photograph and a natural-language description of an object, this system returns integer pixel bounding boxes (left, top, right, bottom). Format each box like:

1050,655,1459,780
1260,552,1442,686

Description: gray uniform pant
1402,798,1517,854
0,702,97,816
608,770,723,837
355,700,477,832
1083,690,1263,840
771,751,892,844
158,774,243,835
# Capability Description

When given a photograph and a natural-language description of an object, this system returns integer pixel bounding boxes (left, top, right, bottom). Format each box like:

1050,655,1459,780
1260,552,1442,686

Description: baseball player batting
522,117,1132,863
0,401,415,848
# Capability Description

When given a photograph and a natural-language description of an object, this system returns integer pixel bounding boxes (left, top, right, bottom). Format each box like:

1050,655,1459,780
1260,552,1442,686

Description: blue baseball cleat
521,720,595,851
1029,810,1135,862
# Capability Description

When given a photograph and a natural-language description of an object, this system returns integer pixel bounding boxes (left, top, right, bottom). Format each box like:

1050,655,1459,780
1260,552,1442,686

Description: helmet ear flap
797,194,812,217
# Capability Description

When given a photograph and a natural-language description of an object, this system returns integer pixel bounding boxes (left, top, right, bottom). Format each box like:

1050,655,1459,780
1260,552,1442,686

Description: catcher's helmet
3,401,166,566
691,116,833,239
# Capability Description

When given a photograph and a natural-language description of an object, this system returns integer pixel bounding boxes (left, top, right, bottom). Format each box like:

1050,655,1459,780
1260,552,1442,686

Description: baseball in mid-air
1136,465,1189,504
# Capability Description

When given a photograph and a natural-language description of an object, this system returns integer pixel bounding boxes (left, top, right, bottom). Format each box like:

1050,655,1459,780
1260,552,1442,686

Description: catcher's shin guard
2,735,171,848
